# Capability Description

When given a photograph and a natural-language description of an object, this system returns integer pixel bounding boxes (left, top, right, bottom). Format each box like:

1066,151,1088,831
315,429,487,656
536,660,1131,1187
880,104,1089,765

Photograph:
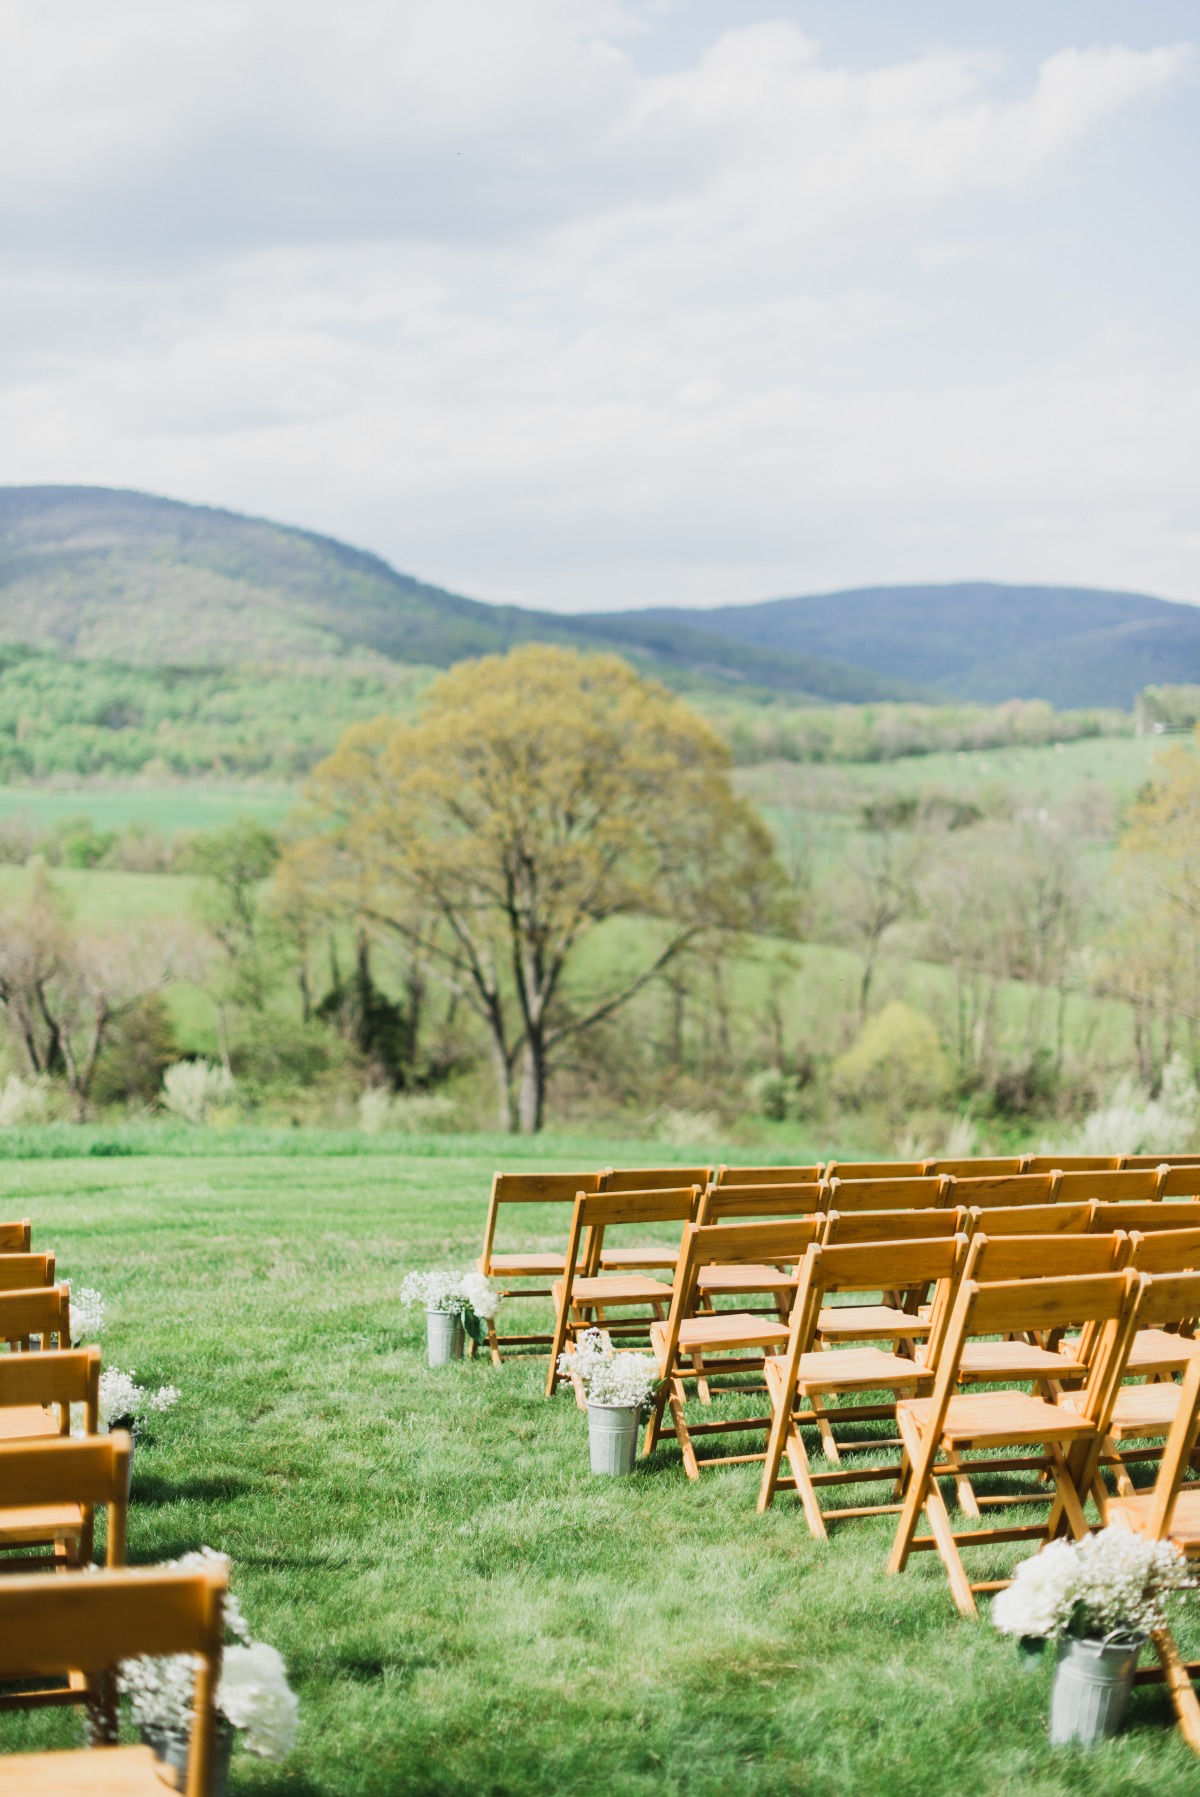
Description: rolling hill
0,486,913,703
2,485,1197,707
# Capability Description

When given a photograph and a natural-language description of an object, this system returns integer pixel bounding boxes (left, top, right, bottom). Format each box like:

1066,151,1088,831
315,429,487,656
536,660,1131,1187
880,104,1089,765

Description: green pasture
0,1141,1197,1796
0,782,296,835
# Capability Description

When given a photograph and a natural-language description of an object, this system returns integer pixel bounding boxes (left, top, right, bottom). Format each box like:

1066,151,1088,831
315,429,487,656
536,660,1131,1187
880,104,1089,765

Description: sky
0,1,1197,613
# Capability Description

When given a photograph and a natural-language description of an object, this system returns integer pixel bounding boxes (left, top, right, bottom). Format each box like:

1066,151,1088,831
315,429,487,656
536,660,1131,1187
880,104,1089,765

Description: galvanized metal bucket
1049,1632,1145,1746
587,1401,640,1475
426,1309,465,1366
143,1718,234,1795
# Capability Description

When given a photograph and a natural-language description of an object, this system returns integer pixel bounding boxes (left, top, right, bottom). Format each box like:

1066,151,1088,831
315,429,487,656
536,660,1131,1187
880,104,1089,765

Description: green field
0,782,296,835
1,1141,1197,1796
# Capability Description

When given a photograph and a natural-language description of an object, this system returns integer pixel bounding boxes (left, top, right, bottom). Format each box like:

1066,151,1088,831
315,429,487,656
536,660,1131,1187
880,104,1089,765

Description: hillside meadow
1,1138,1198,1797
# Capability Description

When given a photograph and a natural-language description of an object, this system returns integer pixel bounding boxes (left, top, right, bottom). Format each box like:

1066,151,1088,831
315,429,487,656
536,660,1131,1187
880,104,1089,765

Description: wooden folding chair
475,1172,603,1364
947,1232,1130,1387
642,1216,827,1476
823,1174,952,1214
757,1235,971,1533
1091,1270,1200,1508
0,1431,132,1577
952,1173,1060,1211
0,1252,55,1293
887,1269,1144,1615
0,1346,101,1444
1105,1347,1200,1754
545,1188,699,1395
0,1285,71,1352
1116,1232,1200,1379
0,1563,227,1791
0,1220,32,1253
595,1169,708,1269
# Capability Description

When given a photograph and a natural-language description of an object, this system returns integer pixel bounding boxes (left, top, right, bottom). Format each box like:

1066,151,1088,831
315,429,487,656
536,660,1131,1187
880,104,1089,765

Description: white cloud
0,3,1193,608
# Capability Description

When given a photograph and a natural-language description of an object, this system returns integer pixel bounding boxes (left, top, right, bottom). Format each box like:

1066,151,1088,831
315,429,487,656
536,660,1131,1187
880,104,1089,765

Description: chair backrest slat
951,1173,1059,1210
0,1220,32,1253
603,1167,712,1193
824,1175,951,1213
1024,1155,1124,1173
1134,1268,1200,1330
928,1157,1027,1178
823,1160,931,1180
714,1164,823,1186
0,1252,55,1293
971,1201,1093,1236
823,1207,967,1245
966,1271,1136,1337
1057,1168,1168,1205
696,1182,826,1224
1129,1229,1200,1274
1091,1199,1200,1234
965,1231,1129,1282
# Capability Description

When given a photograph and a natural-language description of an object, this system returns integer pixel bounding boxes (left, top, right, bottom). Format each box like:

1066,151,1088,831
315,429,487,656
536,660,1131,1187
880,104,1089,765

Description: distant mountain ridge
1,485,1195,708
0,486,914,703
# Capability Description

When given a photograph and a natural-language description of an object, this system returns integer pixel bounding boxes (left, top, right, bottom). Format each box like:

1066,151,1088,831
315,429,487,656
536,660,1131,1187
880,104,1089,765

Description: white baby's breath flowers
95,1367,181,1434
120,1549,297,1761
994,1528,1193,1643
559,1329,660,1409
400,1269,501,1321
68,1284,106,1344
217,1642,300,1759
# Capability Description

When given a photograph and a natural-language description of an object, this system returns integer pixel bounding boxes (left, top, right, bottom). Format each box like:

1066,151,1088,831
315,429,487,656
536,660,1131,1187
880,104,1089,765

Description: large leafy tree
295,646,786,1132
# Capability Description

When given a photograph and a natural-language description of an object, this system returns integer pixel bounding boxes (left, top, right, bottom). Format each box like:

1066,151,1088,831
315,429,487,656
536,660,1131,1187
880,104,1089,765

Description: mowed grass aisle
1,1145,1198,1797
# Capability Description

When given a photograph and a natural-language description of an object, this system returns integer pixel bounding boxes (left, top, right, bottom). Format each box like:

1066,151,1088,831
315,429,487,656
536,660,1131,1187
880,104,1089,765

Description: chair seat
599,1245,678,1270
0,1744,170,1793
817,1304,930,1340
0,1501,85,1545
697,1264,796,1293
486,1253,570,1275
653,1313,790,1353
956,1340,1086,1382
0,1404,59,1440
900,1389,1096,1447
557,1274,669,1306
1127,1329,1200,1376
778,1345,935,1394
1108,1486,1200,1548
1107,1381,1184,1438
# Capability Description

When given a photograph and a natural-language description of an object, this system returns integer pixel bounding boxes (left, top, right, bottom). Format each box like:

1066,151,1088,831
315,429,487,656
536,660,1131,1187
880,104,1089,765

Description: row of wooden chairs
536,1173,1200,1749
0,1215,224,1793
481,1157,1200,1361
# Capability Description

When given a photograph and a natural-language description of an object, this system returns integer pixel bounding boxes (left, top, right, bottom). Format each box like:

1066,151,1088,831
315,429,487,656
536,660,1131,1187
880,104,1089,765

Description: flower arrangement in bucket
993,1527,1194,1746
400,1270,502,1365
557,1329,660,1476
119,1548,298,1794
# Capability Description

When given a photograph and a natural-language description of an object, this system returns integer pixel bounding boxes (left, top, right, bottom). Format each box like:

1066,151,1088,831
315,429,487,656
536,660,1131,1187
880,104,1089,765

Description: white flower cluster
400,1269,502,1320
97,1367,181,1434
68,1284,106,1345
993,1528,1192,1642
121,1548,298,1761
558,1330,660,1410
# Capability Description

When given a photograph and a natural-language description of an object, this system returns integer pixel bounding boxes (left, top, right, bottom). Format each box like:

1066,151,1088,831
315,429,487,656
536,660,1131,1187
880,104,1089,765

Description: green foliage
89,994,180,1107
831,1002,950,1116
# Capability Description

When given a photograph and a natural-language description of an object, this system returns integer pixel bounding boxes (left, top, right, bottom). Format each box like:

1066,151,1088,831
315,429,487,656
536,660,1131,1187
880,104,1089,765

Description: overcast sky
1,1,1197,611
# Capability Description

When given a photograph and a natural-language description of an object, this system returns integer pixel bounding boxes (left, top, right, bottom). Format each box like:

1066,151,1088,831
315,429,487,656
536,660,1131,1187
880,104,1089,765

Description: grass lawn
2,1138,1198,1796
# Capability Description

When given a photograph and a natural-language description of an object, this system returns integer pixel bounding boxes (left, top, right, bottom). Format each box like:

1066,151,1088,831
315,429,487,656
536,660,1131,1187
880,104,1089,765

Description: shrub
1068,1054,1198,1155
91,995,180,1107
831,1002,949,1117
161,1059,235,1125
746,1067,795,1122
0,1074,51,1128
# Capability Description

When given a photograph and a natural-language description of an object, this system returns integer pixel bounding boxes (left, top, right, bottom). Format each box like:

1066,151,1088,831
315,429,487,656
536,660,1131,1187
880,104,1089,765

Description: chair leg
1154,1625,1200,1754
668,1376,701,1481
783,1423,829,1541
642,1376,671,1457
757,1360,792,1514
